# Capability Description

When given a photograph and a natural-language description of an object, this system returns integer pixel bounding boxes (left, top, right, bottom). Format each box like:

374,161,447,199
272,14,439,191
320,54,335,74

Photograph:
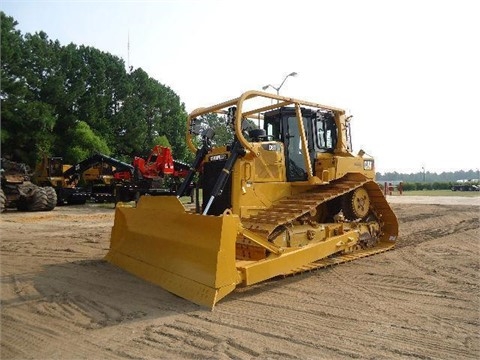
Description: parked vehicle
1,158,56,212
451,183,479,191
33,156,88,205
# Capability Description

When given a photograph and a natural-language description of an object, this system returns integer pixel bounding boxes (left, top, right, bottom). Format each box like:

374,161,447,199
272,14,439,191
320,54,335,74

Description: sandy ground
387,195,480,206
1,196,479,359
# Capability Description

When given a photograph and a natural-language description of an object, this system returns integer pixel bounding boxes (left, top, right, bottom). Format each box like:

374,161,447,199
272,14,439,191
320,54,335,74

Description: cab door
264,107,315,182
284,115,308,181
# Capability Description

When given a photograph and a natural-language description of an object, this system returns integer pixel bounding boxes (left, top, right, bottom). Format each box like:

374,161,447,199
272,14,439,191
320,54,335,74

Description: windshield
314,110,336,153
49,159,63,177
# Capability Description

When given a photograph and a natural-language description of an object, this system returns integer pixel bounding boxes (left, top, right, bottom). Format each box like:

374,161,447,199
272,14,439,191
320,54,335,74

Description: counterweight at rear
106,90,398,308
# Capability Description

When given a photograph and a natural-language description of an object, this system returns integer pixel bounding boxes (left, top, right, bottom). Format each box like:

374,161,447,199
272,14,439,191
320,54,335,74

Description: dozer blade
105,196,241,308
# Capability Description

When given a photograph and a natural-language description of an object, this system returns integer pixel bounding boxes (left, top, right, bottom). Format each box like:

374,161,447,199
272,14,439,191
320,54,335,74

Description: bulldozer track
241,173,397,276
243,174,371,238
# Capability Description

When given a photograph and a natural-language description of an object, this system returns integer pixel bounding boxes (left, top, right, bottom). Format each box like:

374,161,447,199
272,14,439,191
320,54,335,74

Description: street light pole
262,72,298,95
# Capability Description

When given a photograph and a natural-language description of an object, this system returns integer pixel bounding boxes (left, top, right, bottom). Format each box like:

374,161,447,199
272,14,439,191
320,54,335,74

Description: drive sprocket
343,186,370,220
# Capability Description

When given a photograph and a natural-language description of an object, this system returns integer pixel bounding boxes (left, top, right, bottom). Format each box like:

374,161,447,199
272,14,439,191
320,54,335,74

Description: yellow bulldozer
106,90,398,308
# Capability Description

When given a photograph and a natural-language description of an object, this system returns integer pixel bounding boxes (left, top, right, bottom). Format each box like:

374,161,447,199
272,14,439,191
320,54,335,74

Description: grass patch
179,195,196,204
401,189,480,197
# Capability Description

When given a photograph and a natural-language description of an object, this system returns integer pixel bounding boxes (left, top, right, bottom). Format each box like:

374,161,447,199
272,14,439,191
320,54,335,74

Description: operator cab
49,157,64,177
263,107,338,182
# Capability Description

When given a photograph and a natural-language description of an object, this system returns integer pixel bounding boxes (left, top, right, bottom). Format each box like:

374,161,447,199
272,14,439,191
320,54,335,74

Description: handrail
186,90,346,155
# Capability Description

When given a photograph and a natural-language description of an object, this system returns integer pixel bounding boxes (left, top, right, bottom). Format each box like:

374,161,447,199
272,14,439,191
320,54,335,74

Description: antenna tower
127,31,130,72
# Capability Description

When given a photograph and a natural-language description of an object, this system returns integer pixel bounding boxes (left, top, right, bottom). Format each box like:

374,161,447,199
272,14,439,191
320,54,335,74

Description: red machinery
114,146,190,202
134,145,175,178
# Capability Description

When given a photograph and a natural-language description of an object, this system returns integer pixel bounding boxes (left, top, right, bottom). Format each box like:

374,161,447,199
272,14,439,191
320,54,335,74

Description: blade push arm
202,139,245,215
176,129,214,198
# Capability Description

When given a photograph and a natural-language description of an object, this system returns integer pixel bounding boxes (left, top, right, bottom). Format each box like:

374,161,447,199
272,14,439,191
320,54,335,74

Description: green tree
154,135,171,148
1,13,57,163
115,68,188,160
1,12,189,167
63,121,110,162
190,113,234,148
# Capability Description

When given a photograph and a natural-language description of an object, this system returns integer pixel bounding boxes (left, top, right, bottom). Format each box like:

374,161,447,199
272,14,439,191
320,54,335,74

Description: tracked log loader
106,90,398,308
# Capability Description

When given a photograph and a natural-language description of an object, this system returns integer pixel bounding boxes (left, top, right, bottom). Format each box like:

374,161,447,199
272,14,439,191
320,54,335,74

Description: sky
2,0,479,174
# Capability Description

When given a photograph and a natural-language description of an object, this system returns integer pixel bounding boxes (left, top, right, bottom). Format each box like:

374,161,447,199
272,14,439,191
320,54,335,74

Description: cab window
314,110,336,153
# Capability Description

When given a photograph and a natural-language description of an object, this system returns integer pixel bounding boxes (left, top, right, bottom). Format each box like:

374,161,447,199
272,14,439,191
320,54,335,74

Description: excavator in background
33,156,89,205
1,158,57,212
106,90,399,308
